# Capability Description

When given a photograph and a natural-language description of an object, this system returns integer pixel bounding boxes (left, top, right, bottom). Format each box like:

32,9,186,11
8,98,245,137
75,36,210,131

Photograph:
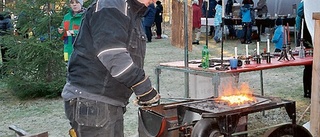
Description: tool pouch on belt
75,98,108,127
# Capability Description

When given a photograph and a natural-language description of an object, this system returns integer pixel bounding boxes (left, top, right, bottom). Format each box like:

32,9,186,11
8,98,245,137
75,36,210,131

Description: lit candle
284,26,287,45
301,19,304,39
267,39,270,52
222,0,225,18
257,42,260,55
246,44,248,57
235,47,238,58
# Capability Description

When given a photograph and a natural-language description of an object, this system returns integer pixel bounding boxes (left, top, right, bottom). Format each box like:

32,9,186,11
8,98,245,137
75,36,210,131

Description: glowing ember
220,94,256,105
218,83,256,105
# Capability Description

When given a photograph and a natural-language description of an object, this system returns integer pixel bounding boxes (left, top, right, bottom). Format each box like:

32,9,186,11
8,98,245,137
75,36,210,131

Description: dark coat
202,0,217,18
154,3,163,23
0,14,13,36
143,4,156,27
193,4,202,29
225,0,234,15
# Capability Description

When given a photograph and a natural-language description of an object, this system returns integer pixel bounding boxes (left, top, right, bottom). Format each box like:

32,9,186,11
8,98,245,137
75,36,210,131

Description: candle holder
261,52,273,63
245,57,250,65
304,48,313,57
309,49,313,56
298,40,305,58
266,52,272,63
255,55,261,64
278,45,289,61
299,47,305,58
288,46,295,60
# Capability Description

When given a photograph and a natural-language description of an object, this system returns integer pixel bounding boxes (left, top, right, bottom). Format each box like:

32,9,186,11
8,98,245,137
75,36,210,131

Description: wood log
9,125,29,136
9,125,48,137
23,132,48,137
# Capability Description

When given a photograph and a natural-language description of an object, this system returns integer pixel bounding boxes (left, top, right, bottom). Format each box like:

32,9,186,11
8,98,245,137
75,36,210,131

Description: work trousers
144,26,152,42
192,27,201,41
213,25,222,42
303,64,312,98
242,22,252,43
64,98,125,137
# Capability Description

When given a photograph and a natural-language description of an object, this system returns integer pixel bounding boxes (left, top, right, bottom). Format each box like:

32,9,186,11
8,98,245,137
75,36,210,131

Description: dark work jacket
62,0,148,107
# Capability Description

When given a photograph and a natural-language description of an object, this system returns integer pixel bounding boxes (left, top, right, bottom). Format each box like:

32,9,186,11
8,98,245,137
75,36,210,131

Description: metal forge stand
138,95,312,137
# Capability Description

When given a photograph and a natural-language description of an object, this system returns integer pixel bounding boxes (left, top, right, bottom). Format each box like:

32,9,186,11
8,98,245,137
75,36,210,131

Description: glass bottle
201,45,209,69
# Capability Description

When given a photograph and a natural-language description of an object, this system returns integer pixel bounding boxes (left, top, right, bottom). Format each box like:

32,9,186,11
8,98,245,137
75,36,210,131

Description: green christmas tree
1,0,70,99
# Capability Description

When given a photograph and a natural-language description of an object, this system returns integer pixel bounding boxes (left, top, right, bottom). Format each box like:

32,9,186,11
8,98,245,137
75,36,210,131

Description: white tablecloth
201,18,214,26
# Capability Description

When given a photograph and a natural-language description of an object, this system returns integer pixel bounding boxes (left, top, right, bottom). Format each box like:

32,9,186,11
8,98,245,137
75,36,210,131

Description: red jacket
192,4,202,29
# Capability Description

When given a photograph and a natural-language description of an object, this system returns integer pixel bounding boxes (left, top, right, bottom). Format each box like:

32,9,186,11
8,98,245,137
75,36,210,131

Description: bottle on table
201,45,209,69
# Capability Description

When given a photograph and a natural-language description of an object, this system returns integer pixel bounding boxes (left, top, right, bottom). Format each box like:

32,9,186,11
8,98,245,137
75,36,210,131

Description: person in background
0,12,13,63
202,0,217,36
0,12,13,36
58,0,85,63
255,0,268,35
198,0,204,8
154,1,163,39
295,0,312,98
239,0,254,44
256,0,267,18
225,0,237,38
225,0,233,16
143,2,156,42
61,0,160,136
192,0,202,45
271,18,283,52
213,0,222,43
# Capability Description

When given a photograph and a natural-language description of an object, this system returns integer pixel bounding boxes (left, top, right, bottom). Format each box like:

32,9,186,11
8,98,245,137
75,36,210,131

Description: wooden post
311,12,320,137
171,0,192,51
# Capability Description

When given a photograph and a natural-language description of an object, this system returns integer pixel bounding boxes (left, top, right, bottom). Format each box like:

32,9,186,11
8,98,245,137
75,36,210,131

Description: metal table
155,56,313,97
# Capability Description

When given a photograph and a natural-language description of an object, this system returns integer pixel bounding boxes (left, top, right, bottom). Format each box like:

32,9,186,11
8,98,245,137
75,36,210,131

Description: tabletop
223,17,296,26
159,56,313,74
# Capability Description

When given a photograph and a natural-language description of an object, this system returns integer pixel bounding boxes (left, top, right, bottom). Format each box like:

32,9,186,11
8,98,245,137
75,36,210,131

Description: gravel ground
0,25,311,137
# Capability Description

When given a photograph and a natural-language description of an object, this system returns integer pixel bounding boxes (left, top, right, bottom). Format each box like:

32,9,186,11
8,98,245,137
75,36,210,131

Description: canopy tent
305,0,319,44
257,0,301,16
234,0,317,44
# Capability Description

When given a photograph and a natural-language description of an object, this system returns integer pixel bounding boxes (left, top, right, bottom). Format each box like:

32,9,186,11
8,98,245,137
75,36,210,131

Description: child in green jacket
58,0,85,62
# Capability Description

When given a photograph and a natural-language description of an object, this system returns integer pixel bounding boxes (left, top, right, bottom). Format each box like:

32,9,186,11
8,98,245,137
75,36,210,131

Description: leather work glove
131,76,160,106
136,88,160,106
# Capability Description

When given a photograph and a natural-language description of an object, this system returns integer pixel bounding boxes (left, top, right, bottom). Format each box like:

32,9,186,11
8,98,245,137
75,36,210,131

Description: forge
138,94,312,137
